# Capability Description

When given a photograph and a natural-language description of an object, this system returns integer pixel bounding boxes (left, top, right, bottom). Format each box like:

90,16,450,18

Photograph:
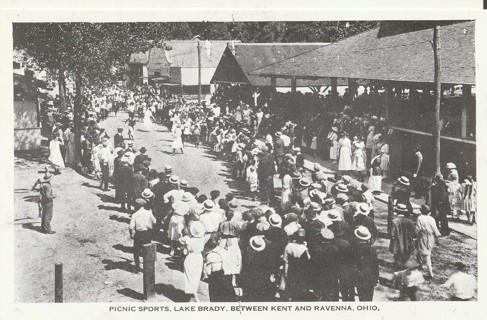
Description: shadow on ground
21,222,44,233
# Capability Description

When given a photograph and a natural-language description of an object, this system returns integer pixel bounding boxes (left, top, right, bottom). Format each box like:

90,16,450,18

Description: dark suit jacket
131,172,148,199
114,133,124,148
274,138,285,157
257,152,276,179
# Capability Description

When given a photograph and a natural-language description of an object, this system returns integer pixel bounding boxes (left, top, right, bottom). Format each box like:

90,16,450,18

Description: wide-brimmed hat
169,175,179,185
141,188,154,199
323,197,336,207
395,203,408,214
249,236,266,252
355,203,370,216
310,182,322,190
320,228,335,240
446,162,457,169
354,226,371,241
397,176,410,186
41,173,53,182
182,192,193,202
164,165,173,173
127,141,134,146
275,131,282,137
310,201,322,212
336,183,348,193
336,193,349,203
190,221,206,238
268,213,282,227
203,200,215,211
341,175,352,184
180,179,188,188
331,126,338,132
327,210,341,221
256,222,270,232
293,147,301,153
291,171,302,179
299,178,312,188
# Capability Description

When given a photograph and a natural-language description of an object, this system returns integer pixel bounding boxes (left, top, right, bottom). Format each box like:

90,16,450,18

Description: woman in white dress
368,155,382,191
48,134,65,170
143,107,155,131
171,125,184,155
180,221,206,302
379,138,390,180
352,136,367,182
281,172,293,212
338,132,352,176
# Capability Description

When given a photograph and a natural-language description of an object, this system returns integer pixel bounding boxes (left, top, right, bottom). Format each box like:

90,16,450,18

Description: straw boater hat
299,178,312,188
182,192,193,202
164,165,173,174
135,198,147,206
228,200,238,209
189,221,206,238
169,175,179,185
323,197,336,207
268,213,282,227
331,126,338,132
446,162,457,169
354,226,372,241
320,228,335,240
355,203,370,216
180,180,188,188
249,236,266,252
310,201,322,212
395,203,408,214
311,182,322,190
309,189,319,198
41,172,53,182
141,188,154,199
293,147,301,153
327,210,342,222
203,200,215,211
336,193,349,203
341,175,352,184
256,222,270,232
336,183,348,193
313,163,321,171
291,171,302,180
275,131,282,137
397,176,410,186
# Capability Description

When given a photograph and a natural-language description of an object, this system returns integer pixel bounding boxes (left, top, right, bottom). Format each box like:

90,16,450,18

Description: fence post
55,263,63,303
143,243,156,301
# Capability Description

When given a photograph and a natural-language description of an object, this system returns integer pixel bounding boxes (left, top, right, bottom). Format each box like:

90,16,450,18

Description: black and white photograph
10,17,478,304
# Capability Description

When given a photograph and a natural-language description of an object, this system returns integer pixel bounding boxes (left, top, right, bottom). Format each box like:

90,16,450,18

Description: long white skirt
368,174,382,191
184,252,203,294
168,215,185,242
48,141,65,168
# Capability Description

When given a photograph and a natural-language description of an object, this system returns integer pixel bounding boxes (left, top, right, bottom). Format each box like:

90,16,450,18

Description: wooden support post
331,77,338,95
432,25,442,176
461,85,471,139
55,263,63,303
143,243,156,301
291,76,297,93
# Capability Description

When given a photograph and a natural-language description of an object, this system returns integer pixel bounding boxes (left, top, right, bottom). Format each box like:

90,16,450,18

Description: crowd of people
37,81,476,302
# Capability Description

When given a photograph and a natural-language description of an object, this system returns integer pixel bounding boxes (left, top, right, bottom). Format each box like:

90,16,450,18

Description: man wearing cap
257,146,276,205
352,226,379,301
274,132,285,173
38,173,56,234
430,174,451,236
312,229,340,301
389,204,417,270
114,127,124,148
130,167,148,212
129,192,156,272
133,147,148,171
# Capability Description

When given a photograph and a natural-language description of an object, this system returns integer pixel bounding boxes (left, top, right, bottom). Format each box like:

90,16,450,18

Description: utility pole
432,25,442,176
197,40,202,106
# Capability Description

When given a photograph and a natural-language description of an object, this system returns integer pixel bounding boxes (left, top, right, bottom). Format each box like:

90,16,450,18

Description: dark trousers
259,176,275,205
357,284,375,301
208,271,236,302
412,176,422,198
133,230,152,269
41,201,53,233
403,286,419,301
100,163,109,190
318,274,339,301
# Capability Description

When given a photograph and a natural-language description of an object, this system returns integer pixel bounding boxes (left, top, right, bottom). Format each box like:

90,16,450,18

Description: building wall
180,67,216,86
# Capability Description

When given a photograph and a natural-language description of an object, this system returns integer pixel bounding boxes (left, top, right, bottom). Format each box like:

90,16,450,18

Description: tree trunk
58,66,67,111
73,72,83,165
433,26,442,176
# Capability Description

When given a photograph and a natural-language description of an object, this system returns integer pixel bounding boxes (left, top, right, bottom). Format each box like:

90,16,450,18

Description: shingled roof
164,40,239,69
211,43,331,86
251,21,475,85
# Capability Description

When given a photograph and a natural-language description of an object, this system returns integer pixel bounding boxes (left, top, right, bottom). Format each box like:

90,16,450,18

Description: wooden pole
331,77,338,95
291,76,297,93
142,243,156,301
55,263,63,303
461,85,471,139
197,41,202,106
433,26,442,176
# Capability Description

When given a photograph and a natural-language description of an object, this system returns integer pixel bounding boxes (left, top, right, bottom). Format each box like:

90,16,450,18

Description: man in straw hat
38,173,56,234
352,203,378,244
389,204,417,270
129,190,156,272
352,226,379,301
